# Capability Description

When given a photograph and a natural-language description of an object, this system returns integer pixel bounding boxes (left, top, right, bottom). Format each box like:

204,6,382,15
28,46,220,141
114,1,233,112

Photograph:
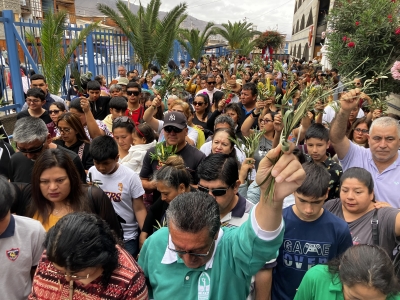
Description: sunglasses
164,126,183,133
193,101,205,106
127,90,140,96
168,240,215,257
49,110,61,115
113,116,133,125
354,128,368,134
198,184,232,197
207,81,216,85
16,140,46,154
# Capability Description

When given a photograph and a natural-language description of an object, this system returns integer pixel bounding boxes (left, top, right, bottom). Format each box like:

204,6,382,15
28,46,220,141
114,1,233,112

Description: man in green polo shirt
138,144,306,299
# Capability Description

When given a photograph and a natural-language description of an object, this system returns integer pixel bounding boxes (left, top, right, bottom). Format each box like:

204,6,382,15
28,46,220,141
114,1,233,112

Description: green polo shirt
294,264,400,300
138,209,284,300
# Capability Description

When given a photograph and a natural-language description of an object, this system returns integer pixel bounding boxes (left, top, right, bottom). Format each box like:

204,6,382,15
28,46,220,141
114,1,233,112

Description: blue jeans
124,239,139,258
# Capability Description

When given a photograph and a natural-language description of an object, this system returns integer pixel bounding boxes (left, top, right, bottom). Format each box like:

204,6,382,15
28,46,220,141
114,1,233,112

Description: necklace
53,205,70,216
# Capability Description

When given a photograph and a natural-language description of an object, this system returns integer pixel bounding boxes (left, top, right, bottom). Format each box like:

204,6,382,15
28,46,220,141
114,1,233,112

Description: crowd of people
1,53,400,299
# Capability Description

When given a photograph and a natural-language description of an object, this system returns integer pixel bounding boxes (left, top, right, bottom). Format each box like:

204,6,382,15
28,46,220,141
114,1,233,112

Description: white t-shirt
322,103,364,125
200,141,256,180
88,164,145,241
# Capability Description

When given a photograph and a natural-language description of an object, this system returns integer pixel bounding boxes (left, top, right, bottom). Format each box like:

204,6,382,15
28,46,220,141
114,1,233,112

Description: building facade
289,0,333,62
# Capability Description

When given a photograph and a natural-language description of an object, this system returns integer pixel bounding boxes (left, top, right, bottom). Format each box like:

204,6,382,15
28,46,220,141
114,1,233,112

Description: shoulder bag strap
371,209,379,245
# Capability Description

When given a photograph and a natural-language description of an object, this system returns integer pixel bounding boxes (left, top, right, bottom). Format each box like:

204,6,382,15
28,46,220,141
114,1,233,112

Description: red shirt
125,106,144,126
29,247,148,300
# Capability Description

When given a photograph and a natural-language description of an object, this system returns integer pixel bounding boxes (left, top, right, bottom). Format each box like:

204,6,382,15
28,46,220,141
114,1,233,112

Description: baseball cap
117,77,129,86
163,111,187,129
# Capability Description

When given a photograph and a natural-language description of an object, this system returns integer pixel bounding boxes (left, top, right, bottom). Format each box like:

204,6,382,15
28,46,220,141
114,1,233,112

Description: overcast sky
128,0,296,37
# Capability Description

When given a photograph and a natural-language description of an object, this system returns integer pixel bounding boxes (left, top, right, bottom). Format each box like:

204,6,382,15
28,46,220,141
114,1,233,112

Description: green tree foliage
326,0,400,92
215,21,259,51
98,0,187,74
25,10,99,95
177,22,216,62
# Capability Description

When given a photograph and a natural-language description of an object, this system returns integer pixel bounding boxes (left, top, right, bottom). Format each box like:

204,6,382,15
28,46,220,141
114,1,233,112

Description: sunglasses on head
197,184,232,197
164,126,183,133
127,90,140,96
113,116,133,125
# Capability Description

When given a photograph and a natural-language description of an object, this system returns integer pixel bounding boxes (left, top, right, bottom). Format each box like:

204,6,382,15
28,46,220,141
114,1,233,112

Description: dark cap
163,111,187,129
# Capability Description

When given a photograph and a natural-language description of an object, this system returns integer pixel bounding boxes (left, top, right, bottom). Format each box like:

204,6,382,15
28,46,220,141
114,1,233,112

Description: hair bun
164,155,185,169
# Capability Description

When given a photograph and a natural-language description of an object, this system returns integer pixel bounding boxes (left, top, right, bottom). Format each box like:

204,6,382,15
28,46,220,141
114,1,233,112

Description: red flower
388,15,393,22
355,21,360,26
396,28,400,35
342,36,347,42
348,42,356,48
391,0,396,3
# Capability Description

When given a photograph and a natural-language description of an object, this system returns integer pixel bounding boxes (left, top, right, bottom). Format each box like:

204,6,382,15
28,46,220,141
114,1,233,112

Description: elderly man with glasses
138,144,306,300
196,75,221,104
8,117,86,183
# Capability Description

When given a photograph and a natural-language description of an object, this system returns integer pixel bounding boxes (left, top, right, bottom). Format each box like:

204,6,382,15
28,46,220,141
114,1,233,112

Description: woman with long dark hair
53,112,93,171
29,212,148,299
13,149,122,237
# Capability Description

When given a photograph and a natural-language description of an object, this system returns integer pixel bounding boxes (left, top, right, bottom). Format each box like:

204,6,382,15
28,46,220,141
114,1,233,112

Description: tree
177,22,216,62
254,30,285,52
25,10,99,95
326,0,400,93
238,39,257,57
98,0,187,74
215,21,259,51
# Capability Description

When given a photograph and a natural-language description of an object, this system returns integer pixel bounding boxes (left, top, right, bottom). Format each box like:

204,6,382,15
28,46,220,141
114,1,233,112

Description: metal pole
3,10,25,111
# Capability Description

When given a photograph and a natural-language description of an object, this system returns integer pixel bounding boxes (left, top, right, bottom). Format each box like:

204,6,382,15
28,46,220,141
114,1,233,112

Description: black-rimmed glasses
168,240,215,257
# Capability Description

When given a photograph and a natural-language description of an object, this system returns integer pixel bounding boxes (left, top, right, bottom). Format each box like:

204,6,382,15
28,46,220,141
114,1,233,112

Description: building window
293,44,297,57
306,9,313,27
300,15,305,31
294,1,297,13
296,20,299,33
297,44,302,59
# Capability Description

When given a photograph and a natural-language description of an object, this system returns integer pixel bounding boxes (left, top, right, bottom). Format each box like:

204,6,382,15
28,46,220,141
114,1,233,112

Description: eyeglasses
47,263,90,280
168,240,215,257
164,126,183,133
58,127,71,134
49,110,61,115
26,98,42,103
354,128,368,134
260,119,273,124
207,81,216,85
198,184,231,197
127,90,140,96
16,140,46,153
193,101,205,106
113,116,133,125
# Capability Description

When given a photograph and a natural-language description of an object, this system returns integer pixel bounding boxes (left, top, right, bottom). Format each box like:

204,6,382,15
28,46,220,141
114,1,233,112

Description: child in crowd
89,135,147,257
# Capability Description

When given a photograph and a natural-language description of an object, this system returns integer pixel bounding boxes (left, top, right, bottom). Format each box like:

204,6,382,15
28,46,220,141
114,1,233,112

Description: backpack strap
371,209,379,245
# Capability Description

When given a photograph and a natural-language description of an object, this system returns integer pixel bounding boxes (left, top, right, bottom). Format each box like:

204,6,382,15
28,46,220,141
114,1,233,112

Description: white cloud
140,0,296,35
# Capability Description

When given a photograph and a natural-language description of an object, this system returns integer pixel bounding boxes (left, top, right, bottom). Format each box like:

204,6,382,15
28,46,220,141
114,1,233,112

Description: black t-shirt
89,96,111,120
53,139,94,170
9,146,87,183
140,143,206,184
0,140,14,179
17,110,56,137
142,186,197,235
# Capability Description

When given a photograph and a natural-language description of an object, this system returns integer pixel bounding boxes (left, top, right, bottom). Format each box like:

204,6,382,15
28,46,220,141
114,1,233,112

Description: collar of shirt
161,228,224,270
0,215,15,239
328,274,344,298
221,194,247,224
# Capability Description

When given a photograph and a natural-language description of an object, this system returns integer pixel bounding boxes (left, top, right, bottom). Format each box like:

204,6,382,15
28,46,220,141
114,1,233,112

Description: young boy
271,162,352,300
89,135,147,257
17,88,55,136
85,80,111,120
304,123,342,200
103,96,128,132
